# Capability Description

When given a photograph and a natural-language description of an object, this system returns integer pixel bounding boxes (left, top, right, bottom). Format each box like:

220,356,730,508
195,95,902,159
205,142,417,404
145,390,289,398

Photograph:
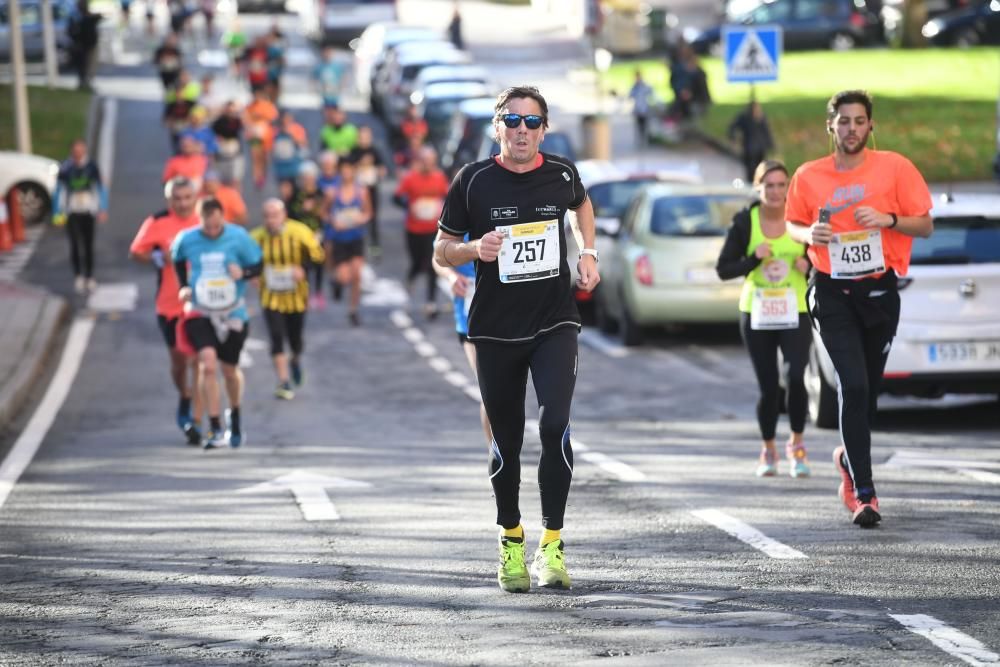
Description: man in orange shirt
129,176,205,445
203,170,247,225
162,134,209,192
394,146,450,319
245,89,279,189
785,90,933,528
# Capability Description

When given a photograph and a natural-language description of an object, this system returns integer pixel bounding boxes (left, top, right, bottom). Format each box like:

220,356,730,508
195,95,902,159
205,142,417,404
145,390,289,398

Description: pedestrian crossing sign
723,26,782,83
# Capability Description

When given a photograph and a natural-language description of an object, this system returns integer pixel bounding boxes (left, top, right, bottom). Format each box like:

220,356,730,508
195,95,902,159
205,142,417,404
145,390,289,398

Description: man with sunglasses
435,86,600,593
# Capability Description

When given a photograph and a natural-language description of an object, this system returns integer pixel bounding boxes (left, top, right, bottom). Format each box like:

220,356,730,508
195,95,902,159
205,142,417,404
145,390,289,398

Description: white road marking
578,329,630,358
958,469,1000,484
890,614,1000,666
885,451,1000,485
415,342,436,358
443,371,468,387
579,451,646,482
390,311,413,328
244,337,270,352
237,470,371,522
691,509,808,560
98,98,117,189
403,328,425,344
0,225,45,281
463,385,481,401
0,318,96,510
86,282,138,312
428,357,452,374
652,349,730,386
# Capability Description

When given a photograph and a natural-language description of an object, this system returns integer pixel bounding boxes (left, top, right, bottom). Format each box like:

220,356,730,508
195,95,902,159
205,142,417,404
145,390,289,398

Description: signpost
723,25,783,86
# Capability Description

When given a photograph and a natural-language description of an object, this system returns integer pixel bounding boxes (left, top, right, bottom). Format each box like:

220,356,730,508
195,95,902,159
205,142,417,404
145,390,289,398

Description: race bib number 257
496,221,560,284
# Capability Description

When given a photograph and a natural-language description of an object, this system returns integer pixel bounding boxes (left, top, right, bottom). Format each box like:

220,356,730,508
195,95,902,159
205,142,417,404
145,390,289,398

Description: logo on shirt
535,205,560,215
562,171,571,182
491,206,518,220
824,184,867,214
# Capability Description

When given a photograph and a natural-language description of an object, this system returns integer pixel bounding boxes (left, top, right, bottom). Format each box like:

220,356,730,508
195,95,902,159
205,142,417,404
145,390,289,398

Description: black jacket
716,203,763,281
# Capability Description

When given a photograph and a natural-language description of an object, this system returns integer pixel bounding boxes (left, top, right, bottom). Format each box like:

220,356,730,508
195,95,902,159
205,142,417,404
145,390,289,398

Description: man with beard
785,90,933,528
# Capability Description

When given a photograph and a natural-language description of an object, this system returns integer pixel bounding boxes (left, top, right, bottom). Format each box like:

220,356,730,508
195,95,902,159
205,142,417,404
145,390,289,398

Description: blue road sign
723,26,782,83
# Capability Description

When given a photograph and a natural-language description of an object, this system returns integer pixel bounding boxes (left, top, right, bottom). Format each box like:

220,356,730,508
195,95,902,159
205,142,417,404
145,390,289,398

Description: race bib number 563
829,229,885,279
497,220,560,283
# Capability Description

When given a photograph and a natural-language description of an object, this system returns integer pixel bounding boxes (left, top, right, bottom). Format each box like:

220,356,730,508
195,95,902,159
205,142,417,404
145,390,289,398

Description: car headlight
921,20,942,38
682,26,702,43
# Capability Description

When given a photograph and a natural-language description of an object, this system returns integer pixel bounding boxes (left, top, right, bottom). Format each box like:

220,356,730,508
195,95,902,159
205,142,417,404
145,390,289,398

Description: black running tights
406,231,436,302
475,327,578,530
67,213,96,278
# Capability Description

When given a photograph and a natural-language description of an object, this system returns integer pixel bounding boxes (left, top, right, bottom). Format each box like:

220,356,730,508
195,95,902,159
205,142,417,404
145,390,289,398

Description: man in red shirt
162,134,209,192
394,146,450,319
129,176,205,445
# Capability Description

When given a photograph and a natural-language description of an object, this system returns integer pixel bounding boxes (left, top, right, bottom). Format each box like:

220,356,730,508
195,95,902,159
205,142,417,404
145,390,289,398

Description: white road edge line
691,509,808,560
890,614,1000,666
98,98,117,187
0,318,96,510
389,309,645,483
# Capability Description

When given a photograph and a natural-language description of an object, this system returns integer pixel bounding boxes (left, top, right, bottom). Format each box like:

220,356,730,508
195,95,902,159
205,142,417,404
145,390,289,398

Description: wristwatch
579,248,599,263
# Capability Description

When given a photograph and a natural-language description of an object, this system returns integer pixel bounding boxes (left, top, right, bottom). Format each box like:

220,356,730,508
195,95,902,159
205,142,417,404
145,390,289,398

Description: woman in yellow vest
716,160,812,478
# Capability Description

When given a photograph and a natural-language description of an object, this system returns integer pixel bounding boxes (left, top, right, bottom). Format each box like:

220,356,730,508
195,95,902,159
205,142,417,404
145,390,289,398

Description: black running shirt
439,153,587,343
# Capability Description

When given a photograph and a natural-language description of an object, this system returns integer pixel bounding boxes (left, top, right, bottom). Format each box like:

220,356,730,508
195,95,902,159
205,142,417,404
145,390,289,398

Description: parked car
921,0,1000,47
806,192,1000,427
412,64,488,95
564,158,702,315
351,23,440,102
686,0,884,54
0,150,59,226
301,0,397,46
441,97,496,178
373,41,466,124
0,0,74,68
592,183,753,345
476,125,577,162
413,81,492,155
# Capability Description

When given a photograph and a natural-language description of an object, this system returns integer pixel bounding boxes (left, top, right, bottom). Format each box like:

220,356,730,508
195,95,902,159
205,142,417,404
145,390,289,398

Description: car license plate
927,341,1000,366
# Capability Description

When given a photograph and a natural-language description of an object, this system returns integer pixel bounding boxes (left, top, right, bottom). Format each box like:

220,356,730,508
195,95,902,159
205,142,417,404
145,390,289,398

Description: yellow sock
502,525,524,541
540,528,560,546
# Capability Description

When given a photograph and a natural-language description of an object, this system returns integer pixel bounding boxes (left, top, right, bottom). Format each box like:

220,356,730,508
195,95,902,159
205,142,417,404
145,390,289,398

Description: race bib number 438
497,220,560,283
829,229,885,279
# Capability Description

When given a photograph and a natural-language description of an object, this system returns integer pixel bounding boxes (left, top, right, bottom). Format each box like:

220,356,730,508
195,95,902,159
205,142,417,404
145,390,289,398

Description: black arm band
242,261,264,279
174,260,188,287
889,213,898,229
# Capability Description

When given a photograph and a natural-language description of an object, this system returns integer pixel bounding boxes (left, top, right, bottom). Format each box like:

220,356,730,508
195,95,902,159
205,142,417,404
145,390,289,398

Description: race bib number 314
829,229,885,279
497,221,560,284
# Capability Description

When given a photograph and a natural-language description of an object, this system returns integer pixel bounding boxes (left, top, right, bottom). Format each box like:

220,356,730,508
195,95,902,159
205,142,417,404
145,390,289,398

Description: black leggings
475,326,578,530
67,213,96,278
368,185,380,247
739,312,811,441
263,309,305,357
809,279,900,492
406,231,436,303
309,261,324,294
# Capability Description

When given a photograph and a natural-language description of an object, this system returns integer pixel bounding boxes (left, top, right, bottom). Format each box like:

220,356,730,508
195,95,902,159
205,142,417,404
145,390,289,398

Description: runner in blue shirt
312,46,346,109
172,198,263,449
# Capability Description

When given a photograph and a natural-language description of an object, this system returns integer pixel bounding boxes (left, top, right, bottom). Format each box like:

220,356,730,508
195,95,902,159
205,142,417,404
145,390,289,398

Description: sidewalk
0,281,68,429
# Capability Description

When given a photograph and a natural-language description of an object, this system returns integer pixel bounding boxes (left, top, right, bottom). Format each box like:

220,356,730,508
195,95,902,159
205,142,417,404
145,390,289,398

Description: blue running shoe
225,408,243,449
176,408,192,433
203,429,227,450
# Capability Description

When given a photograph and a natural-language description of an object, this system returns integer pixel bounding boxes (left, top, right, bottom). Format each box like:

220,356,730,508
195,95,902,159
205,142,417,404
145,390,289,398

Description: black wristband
889,213,898,229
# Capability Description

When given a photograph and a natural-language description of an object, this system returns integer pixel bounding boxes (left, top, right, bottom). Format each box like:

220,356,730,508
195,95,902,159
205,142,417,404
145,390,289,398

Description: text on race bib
265,266,297,293
750,287,799,330
68,191,95,213
194,276,238,311
497,221,560,284
829,229,885,279
411,197,443,221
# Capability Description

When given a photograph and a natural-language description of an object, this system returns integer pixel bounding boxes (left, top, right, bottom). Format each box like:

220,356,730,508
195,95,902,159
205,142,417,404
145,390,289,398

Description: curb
0,286,69,429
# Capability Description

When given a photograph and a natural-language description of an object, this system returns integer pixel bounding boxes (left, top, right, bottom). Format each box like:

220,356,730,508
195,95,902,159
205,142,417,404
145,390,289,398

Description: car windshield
588,180,656,219
910,216,1000,265
649,195,747,237
426,99,462,122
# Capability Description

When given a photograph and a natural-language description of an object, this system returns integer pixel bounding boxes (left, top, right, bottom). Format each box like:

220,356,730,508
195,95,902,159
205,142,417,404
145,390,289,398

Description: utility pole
9,0,34,154
41,0,59,88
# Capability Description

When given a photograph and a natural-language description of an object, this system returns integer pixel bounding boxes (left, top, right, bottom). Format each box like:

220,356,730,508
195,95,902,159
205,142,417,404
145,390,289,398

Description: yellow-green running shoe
531,539,571,589
497,536,530,593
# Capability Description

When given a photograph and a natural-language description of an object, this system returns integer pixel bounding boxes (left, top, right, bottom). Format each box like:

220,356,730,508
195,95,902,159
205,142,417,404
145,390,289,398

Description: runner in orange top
203,170,247,225
162,134,210,191
785,90,933,528
128,176,205,446
245,89,279,189
394,145,450,319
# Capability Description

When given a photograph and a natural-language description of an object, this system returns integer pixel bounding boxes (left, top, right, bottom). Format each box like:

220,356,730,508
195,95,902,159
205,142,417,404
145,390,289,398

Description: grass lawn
0,85,92,161
605,48,1000,182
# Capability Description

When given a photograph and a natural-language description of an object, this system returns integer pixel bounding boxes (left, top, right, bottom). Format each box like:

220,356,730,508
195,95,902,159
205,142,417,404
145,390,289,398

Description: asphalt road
1,6,999,666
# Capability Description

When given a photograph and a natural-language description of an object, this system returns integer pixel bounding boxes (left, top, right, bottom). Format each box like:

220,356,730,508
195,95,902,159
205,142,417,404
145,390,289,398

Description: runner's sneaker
497,536,530,593
225,408,243,448
86,278,98,293
203,429,227,450
176,407,192,432
183,422,203,447
74,276,87,294
786,442,811,478
755,447,777,477
851,491,881,528
290,361,303,387
530,539,571,590
275,382,295,400
832,445,855,511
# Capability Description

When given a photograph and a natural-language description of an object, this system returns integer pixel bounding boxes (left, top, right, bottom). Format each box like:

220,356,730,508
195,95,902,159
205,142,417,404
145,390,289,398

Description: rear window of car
588,180,656,219
649,195,747,237
911,216,1000,265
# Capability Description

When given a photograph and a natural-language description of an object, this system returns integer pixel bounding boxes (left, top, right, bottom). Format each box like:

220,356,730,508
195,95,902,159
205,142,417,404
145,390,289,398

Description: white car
351,23,441,102
808,191,1000,427
0,151,59,226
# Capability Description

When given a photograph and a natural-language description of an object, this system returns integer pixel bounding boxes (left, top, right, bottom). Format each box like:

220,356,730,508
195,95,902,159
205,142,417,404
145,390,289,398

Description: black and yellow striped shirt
250,219,325,313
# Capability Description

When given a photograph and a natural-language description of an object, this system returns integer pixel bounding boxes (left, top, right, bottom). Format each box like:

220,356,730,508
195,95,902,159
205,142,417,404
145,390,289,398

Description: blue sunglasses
499,113,545,130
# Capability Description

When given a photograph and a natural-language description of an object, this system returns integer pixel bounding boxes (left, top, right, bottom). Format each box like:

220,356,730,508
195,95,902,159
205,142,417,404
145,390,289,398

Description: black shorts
184,317,249,366
332,238,365,265
157,315,179,349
